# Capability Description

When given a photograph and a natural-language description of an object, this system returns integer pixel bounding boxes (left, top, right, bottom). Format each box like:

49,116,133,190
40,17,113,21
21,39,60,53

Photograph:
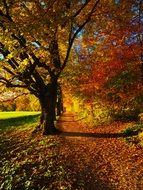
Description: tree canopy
0,0,143,133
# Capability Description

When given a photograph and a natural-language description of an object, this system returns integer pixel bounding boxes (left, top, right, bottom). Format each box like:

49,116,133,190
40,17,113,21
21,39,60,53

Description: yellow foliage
139,132,143,140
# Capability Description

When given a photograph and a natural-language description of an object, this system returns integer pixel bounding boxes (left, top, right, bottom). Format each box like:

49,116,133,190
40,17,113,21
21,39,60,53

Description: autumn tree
64,0,143,121
98,0,143,119
0,0,100,134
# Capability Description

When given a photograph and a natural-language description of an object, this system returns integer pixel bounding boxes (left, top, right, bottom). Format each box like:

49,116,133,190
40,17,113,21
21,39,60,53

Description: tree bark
56,97,63,116
56,85,64,116
39,83,60,135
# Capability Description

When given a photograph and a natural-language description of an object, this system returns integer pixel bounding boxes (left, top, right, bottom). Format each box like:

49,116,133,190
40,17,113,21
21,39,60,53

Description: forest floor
0,112,143,190
56,112,143,190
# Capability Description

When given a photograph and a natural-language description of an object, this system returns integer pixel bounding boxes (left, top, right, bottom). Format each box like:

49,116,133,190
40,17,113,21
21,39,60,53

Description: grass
0,111,40,131
0,112,70,190
123,123,143,136
0,111,40,119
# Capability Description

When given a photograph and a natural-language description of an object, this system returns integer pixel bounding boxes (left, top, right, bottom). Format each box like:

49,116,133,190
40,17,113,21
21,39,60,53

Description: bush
109,94,143,121
110,108,140,121
78,101,112,127
123,123,143,136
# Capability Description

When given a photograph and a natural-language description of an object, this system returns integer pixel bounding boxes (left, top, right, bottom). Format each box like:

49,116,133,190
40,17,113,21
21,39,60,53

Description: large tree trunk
39,83,60,135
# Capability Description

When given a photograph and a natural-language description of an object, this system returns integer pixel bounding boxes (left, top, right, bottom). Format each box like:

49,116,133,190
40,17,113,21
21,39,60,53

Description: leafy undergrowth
0,128,73,190
0,112,73,190
1,112,143,190
58,114,143,190
0,113,84,190
122,122,143,147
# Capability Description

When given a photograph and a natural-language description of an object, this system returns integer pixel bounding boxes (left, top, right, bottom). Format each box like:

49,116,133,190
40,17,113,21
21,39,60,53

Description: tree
64,0,143,121
0,0,100,134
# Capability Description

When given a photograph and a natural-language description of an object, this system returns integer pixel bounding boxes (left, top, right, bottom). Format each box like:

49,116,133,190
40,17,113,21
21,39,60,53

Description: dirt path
1,112,143,190
56,112,143,190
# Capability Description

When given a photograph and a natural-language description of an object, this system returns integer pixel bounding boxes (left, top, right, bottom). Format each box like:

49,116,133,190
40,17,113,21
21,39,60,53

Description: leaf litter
0,112,143,190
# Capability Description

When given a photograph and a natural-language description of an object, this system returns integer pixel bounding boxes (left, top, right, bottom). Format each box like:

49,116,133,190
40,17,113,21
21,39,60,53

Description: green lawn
0,111,40,131
0,112,65,190
0,111,40,119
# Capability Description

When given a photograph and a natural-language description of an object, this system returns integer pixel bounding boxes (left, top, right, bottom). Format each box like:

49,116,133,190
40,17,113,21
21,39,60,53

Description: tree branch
2,66,15,76
30,52,54,77
2,0,10,17
0,42,19,69
72,0,91,18
60,0,100,72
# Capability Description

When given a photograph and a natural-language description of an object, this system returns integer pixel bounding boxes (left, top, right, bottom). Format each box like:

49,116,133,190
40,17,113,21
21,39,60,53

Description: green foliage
133,123,143,133
139,131,143,147
0,111,40,119
123,123,143,135
39,139,58,148
123,127,135,136
75,99,112,127
123,123,143,147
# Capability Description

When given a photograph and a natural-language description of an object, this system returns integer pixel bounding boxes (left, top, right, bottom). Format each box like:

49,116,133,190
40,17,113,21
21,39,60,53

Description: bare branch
29,52,53,77
68,21,73,44
0,77,8,84
2,0,10,17
0,76,27,88
41,0,57,18
2,66,15,76
60,0,100,72
72,0,91,18
0,8,13,22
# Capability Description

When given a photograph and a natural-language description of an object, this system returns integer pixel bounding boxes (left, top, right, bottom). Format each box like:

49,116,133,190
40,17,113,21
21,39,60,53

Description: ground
0,112,143,190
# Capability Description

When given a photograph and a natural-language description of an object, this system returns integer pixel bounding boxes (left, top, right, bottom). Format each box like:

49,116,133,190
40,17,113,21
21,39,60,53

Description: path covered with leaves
0,112,143,190
57,113,143,190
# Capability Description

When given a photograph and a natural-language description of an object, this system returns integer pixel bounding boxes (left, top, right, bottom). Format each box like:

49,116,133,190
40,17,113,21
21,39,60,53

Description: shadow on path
58,131,138,138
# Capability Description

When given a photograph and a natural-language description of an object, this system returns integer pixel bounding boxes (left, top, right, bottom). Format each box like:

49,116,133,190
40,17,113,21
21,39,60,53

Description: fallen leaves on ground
0,113,143,190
